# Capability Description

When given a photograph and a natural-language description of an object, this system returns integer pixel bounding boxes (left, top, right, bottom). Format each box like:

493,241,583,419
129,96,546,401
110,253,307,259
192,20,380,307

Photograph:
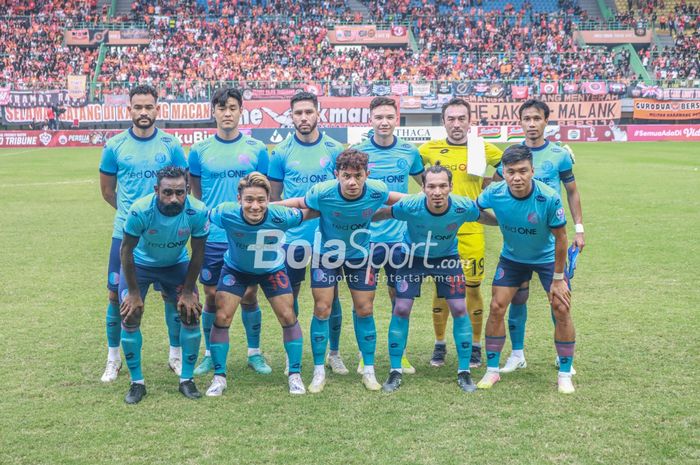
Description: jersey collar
522,139,549,151
337,182,367,202
424,195,452,216
215,132,243,144
129,127,158,142
370,135,397,150
294,133,322,147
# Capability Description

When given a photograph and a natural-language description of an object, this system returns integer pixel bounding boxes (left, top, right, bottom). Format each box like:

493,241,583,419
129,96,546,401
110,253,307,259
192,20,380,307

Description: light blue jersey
392,193,480,258
304,179,389,260
99,128,187,239
123,194,209,267
497,141,574,196
209,203,303,274
268,133,344,244
188,133,269,243
477,180,566,264
353,136,424,243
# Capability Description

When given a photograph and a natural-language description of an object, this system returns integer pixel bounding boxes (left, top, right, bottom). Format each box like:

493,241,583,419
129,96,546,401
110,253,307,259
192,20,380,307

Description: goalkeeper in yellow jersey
418,98,503,367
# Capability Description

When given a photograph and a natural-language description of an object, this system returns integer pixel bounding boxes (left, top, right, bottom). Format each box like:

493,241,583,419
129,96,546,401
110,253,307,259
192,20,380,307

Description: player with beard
118,167,209,403
188,88,272,377
99,85,188,384
419,98,503,369
268,92,347,375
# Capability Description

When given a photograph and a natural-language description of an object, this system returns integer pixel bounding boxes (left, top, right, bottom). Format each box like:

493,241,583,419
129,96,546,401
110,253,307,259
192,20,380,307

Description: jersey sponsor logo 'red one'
527,212,539,225
211,169,250,179
376,174,405,183
293,174,328,183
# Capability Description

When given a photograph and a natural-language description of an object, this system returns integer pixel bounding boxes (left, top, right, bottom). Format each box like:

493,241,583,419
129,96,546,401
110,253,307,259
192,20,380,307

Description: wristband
575,224,584,234
553,272,565,281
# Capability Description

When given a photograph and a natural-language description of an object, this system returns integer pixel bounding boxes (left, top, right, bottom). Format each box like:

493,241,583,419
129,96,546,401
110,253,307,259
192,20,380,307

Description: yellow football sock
466,283,484,345
431,295,450,342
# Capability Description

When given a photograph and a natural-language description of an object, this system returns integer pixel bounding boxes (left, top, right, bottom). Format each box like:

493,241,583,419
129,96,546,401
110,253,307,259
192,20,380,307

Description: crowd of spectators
641,32,700,79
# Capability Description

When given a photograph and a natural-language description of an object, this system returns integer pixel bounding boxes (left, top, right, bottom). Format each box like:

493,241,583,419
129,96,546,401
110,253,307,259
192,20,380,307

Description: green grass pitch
0,142,698,465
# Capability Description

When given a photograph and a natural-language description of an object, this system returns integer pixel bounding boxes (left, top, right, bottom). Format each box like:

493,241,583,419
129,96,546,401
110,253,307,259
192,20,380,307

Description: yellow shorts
457,233,485,284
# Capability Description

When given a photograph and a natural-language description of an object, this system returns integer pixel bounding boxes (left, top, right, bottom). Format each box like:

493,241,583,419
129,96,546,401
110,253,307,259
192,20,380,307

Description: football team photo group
98,85,585,404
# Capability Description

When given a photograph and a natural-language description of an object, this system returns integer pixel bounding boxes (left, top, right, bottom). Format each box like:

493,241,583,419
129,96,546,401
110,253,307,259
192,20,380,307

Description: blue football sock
241,304,261,350
163,301,180,348
121,323,143,382
310,316,329,366
329,296,342,352
283,321,303,374
179,323,201,380
355,314,377,366
485,336,506,370
201,306,216,352
555,340,575,373
453,315,474,372
210,324,230,376
388,314,409,370
106,301,121,348
508,303,528,351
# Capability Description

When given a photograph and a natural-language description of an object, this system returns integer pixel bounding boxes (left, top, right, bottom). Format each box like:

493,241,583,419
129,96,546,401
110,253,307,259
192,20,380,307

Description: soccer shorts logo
222,274,236,286
397,279,409,293
201,268,212,281
495,267,505,280
109,272,120,285
313,269,326,282
120,289,129,300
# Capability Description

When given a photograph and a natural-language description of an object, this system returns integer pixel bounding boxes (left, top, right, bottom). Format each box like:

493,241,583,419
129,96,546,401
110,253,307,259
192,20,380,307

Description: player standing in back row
419,98,503,368
188,87,272,377
99,84,188,383
268,92,347,374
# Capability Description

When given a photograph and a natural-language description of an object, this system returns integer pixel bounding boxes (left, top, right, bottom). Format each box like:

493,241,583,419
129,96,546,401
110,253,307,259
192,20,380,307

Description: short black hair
156,166,187,186
441,97,471,120
501,145,533,166
211,87,243,108
129,84,158,102
369,96,397,112
290,91,318,110
519,99,550,120
422,163,452,184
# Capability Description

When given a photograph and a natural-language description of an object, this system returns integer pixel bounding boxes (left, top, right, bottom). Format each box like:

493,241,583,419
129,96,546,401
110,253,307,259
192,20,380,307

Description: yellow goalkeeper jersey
418,139,503,234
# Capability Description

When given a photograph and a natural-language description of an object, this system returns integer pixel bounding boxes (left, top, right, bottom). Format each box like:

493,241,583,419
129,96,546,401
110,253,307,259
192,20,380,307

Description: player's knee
551,302,570,320
354,301,373,317
392,299,413,319
108,290,119,303
448,299,468,318
314,303,331,319
489,300,507,318
511,287,530,306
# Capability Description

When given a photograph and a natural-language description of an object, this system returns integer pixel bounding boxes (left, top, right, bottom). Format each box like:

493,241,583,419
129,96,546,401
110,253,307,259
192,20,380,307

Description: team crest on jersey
541,161,554,171
238,154,251,165
446,223,459,231
527,212,539,225
536,195,546,202
177,227,190,237
319,156,330,168
155,153,167,163
362,208,374,218
370,191,383,199
332,211,341,217
396,158,409,170
235,232,245,237
148,229,158,235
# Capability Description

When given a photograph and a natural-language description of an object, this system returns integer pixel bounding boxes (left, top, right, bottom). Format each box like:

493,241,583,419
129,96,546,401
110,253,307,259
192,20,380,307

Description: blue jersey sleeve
208,203,226,229
123,208,145,238
188,145,202,177
548,195,567,229
170,142,188,169
304,184,321,210
255,144,270,176
496,165,503,177
458,196,481,223
282,206,304,229
477,186,493,210
267,149,284,182
191,207,210,238
391,197,412,221
409,147,425,176
99,143,117,175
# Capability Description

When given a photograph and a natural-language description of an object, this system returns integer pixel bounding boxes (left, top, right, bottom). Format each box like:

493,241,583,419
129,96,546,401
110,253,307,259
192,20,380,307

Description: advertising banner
633,99,700,120
329,25,408,45
465,98,621,124
576,29,652,44
0,89,87,108
626,124,700,141
65,29,149,46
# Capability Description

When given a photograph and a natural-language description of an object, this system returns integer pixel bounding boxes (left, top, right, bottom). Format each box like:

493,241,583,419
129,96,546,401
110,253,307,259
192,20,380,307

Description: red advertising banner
511,85,529,99
0,128,224,148
626,124,700,141
1,98,393,128
328,25,408,45
633,99,700,120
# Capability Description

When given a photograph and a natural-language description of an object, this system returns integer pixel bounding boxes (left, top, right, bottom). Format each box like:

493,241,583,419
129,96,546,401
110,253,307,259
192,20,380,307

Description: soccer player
372,165,497,393
353,96,424,375
268,92,347,374
118,167,209,404
279,149,404,393
419,98,503,368
99,84,188,383
492,99,585,374
475,146,576,394
188,87,272,376
204,173,317,396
